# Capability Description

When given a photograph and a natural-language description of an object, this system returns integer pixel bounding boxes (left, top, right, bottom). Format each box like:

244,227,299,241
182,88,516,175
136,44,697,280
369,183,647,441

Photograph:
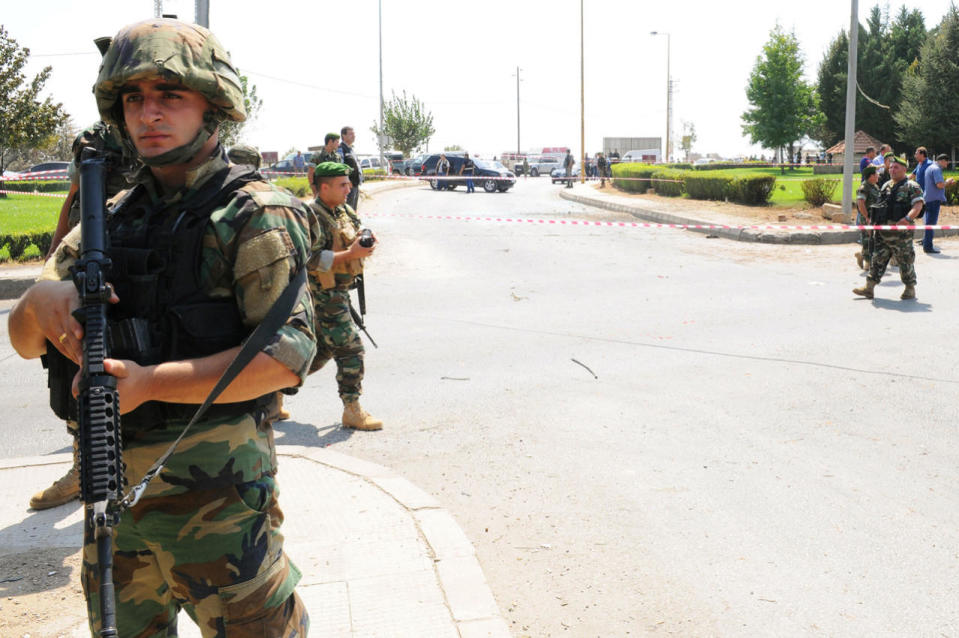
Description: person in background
920,154,955,254
461,151,476,193
338,126,363,210
860,146,877,173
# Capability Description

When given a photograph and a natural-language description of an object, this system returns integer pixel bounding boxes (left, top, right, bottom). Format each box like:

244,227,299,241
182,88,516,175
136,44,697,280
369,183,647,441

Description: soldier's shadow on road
0,502,82,597
869,297,932,312
273,420,354,448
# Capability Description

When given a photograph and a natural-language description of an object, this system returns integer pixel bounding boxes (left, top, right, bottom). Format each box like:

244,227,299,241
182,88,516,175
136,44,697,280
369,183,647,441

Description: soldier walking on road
308,162,383,430
853,156,924,300
855,165,880,272
9,18,313,634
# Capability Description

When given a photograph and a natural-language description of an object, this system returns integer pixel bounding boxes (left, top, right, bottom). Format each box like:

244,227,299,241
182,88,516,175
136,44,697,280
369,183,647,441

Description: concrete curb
280,446,510,635
561,188,959,246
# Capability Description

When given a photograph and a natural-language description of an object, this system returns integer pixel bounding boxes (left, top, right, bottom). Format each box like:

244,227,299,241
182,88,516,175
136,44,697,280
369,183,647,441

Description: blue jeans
923,200,941,250
465,173,474,192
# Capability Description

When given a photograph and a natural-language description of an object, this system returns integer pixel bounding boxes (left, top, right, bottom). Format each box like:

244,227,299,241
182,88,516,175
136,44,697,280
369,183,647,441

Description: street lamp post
650,31,671,163
514,67,522,156
580,0,585,183
841,0,859,217
378,0,385,169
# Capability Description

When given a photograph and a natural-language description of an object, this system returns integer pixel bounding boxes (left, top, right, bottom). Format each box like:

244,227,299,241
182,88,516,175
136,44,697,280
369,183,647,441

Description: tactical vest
46,164,278,431
310,201,363,290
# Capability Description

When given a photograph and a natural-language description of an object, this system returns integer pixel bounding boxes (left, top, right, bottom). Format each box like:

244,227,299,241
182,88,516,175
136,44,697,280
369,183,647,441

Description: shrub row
801,178,840,206
0,232,53,261
0,179,71,193
611,164,776,205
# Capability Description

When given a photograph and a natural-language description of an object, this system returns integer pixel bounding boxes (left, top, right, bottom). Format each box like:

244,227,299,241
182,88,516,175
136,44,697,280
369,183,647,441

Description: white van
621,149,661,163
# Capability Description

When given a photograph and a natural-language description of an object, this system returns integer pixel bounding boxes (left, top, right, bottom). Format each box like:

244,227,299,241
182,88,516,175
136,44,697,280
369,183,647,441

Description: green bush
652,169,687,197
0,231,53,262
800,178,840,206
685,174,733,200
727,176,776,205
273,177,311,198
946,180,959,205
611,163,658,192
665,162,693,171
362,168,387,182
0,179,71,193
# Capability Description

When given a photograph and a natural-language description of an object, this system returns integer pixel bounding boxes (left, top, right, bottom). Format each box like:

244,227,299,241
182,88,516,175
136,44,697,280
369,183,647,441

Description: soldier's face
889,163,906,181
326,139,339,152
121,78,211,158
321,176,351,207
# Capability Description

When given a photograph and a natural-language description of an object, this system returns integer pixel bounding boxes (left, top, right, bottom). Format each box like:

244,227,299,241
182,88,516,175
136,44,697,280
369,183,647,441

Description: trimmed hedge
273,176,311,198
610,163,658,192
727,176,776,205
0,179,71,193
0,231,53,261
651,169,686,197
685,174,733,200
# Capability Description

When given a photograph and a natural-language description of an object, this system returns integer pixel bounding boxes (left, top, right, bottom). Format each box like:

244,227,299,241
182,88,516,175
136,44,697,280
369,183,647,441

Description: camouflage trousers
856,212,873,260
309,288,364,403
868,229,917,285
82,476,308,637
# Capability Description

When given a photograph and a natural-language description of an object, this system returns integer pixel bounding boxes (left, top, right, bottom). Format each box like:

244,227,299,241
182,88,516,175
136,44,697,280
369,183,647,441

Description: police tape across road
2,169,70,181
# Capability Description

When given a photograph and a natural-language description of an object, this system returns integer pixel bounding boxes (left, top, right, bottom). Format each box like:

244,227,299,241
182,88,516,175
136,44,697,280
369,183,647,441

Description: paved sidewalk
560,181,959,245
0,447,509,637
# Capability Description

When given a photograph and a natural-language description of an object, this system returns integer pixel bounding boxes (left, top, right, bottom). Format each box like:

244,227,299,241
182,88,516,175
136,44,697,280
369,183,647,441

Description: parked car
422,154,515,192
2,169,24,180
27,161,70,174
403,154,430,176
526,155,562,177
261,159,300,175
551,163,581,185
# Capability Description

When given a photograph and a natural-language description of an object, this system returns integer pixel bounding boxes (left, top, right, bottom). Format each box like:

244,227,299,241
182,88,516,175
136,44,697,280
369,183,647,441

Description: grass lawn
0,192,65,261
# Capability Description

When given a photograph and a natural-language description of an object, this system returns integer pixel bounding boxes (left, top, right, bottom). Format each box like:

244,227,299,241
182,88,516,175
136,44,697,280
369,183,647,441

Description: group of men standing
10,17,382,636
852,145,954,300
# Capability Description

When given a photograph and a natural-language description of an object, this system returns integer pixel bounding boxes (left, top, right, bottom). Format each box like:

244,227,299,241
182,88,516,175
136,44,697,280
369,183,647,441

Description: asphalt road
2,178,958,637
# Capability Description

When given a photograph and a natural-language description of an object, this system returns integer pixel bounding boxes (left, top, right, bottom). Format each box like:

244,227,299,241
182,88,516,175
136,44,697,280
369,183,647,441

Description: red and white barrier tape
0,189,67,198
360,212,957,233
3,169,69,181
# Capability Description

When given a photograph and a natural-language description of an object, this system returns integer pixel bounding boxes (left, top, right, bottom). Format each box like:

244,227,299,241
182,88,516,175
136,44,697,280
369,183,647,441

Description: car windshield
475,159,506,171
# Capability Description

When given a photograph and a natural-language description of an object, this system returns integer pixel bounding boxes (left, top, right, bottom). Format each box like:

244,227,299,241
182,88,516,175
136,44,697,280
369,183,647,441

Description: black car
261,159,300,176
422,154,515,192
27,161,70,174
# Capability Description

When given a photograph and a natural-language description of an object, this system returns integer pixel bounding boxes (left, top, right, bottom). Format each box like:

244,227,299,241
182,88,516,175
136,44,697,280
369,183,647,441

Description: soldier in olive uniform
307,132,341,196
855,165,881,271
853,156,924,300
9,18,314,635
308,161,383,430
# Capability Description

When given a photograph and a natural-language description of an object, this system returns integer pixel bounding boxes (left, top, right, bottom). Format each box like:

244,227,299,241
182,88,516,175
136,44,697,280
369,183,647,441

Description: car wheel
483,179,497,193
497,185,509,192
531,168,539,177
430,179,438,189
447,184,456,191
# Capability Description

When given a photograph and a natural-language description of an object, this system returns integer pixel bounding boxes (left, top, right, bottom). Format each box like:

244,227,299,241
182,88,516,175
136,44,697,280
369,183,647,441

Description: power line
242,69,378,100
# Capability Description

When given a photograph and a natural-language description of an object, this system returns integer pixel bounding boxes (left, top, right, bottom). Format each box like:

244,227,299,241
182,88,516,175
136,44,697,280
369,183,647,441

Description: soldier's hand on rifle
71,357,150,414
15,280,87,363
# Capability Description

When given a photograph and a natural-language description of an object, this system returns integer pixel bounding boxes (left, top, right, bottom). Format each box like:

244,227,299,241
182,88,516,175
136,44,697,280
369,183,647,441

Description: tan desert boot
30,442,80,510
342,401,383,431
901,284,916,300
852,280,876,299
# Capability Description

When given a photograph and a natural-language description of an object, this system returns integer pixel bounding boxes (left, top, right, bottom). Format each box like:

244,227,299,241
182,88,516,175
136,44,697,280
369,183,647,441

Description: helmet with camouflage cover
93,18,245,167
227,144,261,169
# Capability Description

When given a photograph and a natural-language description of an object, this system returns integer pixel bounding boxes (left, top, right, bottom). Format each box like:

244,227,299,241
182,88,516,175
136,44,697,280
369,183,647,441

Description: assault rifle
74,148,124,637
349,274,378,348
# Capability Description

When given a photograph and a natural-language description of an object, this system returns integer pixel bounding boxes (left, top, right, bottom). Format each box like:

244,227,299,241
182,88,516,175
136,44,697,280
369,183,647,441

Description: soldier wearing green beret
854,165,880,271
307,132,342,197
306,161,383,430
9,18,313,634
853,155,923,300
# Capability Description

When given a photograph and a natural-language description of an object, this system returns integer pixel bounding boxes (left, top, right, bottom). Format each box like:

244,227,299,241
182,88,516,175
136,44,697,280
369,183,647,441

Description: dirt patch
0,548,87,636
593,183,959,225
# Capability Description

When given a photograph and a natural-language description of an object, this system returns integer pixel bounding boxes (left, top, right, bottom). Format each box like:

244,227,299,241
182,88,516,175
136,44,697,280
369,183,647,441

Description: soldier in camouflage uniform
307,132,341,197
227,143,262,169
854,165,881,272
9,18,314,636
31,118,138,511
307,161,383,430
853,155,924,300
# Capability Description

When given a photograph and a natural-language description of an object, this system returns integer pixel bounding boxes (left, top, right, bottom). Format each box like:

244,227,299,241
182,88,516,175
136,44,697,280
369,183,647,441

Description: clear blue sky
5,0,957,160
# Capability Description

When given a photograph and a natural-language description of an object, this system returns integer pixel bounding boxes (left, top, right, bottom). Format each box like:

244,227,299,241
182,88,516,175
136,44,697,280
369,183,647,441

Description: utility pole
650,31,671,162
514,66,522,156
195,0,209,27
154,0,162,18
378,0,385,168
580,0,585,183
841,0,859,217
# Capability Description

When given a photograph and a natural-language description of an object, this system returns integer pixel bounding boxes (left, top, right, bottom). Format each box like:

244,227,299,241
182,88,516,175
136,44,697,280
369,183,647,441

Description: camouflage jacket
881,177,924,219
41,147,317,497
307,198,362,292
857,180,881,210
311,149,341,165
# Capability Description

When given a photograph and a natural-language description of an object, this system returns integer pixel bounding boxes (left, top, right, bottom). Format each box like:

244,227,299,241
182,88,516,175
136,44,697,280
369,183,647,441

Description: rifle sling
120,267,307,510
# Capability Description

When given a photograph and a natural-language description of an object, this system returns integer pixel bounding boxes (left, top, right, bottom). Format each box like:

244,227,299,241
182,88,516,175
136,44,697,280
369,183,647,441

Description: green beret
888,155,908,167
861,165,877,178
314,161,352,177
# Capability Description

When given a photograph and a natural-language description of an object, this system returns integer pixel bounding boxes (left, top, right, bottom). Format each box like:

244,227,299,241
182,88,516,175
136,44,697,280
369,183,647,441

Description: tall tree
218,75,263,147
742,25,820,171
370,90,435,158
680,121,697,161
898,4,959,152
815,30,849,147
0,25,68,175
